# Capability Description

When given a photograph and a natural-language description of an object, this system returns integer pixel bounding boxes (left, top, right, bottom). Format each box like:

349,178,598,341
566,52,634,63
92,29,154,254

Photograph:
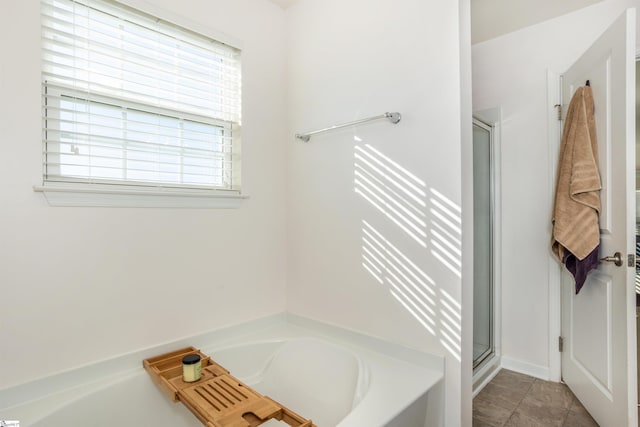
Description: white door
560,8,637,427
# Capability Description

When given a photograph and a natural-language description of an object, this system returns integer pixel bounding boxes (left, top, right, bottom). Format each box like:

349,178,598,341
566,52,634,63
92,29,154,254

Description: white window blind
41,0,242,192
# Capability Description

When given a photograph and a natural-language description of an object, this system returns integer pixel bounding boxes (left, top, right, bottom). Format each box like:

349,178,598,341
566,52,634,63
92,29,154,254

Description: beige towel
551,86,601,261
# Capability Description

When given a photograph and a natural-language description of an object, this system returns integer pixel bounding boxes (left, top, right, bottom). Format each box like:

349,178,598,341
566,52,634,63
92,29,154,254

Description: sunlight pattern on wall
362,220,438,334
360,220,461,361
354,144,428,247
354,143,462,361
429,188,462,277
438,288,462,361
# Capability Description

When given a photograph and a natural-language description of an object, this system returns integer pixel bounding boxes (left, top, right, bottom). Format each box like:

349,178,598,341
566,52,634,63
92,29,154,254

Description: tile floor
473,369,599,426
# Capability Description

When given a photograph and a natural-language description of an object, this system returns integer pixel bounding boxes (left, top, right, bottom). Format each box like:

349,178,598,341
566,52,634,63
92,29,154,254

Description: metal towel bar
295,112,401,142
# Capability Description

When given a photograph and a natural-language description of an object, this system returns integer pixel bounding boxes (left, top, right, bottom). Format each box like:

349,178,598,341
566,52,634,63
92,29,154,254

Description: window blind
41,0,242,191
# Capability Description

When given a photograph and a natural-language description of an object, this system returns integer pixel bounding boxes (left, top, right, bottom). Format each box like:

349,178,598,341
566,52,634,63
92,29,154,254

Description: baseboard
501,356,550,381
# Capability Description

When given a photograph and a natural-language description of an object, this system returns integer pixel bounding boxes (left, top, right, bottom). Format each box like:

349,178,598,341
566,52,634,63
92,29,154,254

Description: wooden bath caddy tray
143,347,316,427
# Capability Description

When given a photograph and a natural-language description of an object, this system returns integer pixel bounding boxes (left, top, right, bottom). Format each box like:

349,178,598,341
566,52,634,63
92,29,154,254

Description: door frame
547,69,563,383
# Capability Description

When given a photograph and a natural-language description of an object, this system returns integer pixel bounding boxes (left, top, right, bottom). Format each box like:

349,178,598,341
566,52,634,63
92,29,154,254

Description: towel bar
295,112,401,142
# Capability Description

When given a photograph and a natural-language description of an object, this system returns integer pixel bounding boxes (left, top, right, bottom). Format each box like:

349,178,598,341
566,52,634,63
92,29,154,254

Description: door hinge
554,104,562,121
558,336,564,352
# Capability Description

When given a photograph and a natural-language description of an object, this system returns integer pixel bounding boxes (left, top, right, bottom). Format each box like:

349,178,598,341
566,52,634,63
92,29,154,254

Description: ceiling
268,0,297,9
471,0,603,43
268,0,605,44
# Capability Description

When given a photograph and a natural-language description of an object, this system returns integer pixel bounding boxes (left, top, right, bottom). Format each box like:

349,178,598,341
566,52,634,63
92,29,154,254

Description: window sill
33,185,247,208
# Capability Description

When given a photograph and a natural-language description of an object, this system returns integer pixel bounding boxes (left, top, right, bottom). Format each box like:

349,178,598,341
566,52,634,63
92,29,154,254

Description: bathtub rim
0,312,444,424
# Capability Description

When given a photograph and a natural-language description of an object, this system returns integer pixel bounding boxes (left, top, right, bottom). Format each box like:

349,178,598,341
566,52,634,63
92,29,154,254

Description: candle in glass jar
182,354,202,382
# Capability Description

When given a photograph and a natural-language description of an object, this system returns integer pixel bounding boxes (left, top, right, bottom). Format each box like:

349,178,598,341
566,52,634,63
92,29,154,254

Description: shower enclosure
473,118,495,370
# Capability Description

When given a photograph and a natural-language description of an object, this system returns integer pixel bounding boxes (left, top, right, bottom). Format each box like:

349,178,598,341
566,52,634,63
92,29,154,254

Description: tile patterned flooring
473,369,599,426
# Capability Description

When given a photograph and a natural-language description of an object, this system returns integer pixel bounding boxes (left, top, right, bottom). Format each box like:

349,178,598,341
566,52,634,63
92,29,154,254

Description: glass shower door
473,118,494,369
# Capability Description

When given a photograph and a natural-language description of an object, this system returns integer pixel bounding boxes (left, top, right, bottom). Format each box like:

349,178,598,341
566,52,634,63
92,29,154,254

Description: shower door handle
599,252,623,267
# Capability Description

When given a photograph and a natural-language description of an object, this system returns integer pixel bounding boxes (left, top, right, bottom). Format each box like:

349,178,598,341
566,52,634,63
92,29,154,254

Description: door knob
599,252,623,266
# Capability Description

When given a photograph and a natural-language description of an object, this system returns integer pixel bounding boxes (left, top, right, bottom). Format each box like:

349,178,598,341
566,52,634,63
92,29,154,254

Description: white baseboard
501,356,550,381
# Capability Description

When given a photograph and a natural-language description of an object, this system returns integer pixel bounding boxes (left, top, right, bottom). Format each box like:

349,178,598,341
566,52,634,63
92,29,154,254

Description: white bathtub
210,339,367,426
0,315,443,427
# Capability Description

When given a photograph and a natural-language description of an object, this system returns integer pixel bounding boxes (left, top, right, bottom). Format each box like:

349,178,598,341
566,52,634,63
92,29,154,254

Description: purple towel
562,246,600,294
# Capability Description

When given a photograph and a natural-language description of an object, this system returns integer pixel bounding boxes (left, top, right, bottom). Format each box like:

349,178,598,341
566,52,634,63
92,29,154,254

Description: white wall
0,0,288,388
286,0,472,425
472,0,640,380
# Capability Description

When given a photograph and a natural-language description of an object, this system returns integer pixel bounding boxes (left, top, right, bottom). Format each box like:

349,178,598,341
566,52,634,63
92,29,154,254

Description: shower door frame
472,116,499,373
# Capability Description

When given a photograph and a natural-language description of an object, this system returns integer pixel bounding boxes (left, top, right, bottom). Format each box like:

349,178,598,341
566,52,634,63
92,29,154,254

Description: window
39,0,242,206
